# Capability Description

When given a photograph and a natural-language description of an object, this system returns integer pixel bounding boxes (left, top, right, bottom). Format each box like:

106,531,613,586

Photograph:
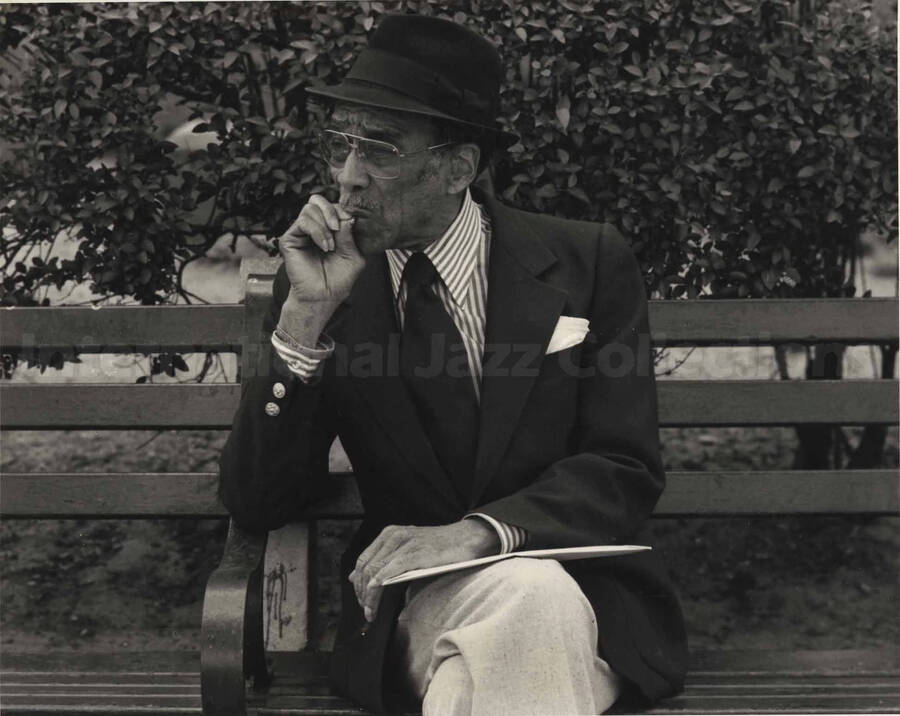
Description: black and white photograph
0,1,897,714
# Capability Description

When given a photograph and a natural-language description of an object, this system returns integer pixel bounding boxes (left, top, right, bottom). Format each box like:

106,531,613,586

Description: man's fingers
297,214,334,252
278,231,311,251
308,195,341,232
357,526,409,573
353,526,410,620
281,212,331,253
333,217,358,257
363,583,382,623
356,525,400,567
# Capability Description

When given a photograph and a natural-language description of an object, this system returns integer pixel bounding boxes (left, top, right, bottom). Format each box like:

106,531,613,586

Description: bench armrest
201,519,269,716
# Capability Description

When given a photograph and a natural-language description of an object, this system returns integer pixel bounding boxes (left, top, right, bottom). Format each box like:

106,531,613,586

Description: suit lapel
469,196,568,508
332,256,466,512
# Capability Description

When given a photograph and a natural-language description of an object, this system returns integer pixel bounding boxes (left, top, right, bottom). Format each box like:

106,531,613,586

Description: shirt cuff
271,327,334,381
465,513,527,554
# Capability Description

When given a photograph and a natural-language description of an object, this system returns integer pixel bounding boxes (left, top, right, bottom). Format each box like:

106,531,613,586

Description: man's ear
445,143,481,194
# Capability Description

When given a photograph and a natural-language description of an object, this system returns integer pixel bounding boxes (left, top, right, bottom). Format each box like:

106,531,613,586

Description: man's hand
277,195,367,344
350,520,500,622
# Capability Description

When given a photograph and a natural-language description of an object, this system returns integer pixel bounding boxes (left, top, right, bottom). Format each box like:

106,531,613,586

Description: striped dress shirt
273,189,526,554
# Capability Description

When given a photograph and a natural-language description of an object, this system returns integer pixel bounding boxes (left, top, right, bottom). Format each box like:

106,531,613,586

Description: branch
656,347,695,377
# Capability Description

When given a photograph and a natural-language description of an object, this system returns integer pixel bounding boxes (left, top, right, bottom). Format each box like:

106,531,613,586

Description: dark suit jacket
219,190,688,713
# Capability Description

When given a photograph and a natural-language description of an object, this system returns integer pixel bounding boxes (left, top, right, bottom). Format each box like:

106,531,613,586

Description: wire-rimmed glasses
317,129,454,180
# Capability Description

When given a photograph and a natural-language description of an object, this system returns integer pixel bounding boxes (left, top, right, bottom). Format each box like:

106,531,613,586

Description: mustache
339,197,378,212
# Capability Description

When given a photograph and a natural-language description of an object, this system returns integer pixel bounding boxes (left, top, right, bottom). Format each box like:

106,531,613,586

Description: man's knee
486,557,594,624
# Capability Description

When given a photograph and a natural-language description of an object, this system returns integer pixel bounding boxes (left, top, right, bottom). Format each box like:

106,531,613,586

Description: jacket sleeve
218,265,338,534
475,228,665,549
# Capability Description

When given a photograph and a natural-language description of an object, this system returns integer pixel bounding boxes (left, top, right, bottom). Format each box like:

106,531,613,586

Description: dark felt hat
307,14,516,146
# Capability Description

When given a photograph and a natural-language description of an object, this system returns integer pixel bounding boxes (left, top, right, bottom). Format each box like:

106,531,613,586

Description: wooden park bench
1,257,898,714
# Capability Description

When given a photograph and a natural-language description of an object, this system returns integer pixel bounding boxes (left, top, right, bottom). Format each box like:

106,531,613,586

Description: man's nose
334,147,369,191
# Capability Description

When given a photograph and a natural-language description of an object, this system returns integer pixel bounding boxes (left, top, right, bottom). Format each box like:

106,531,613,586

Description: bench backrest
1,260,898,520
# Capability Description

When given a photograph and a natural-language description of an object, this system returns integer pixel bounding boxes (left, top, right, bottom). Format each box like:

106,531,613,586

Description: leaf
762,269,777,290
733,101,755,111
515,26,527,42
788,138,802,154
623,65,642,78
551,28,566,43
797,165,816,178
568,187,590,203
53,99,67,118
223,51,240,69
556,95,571,131
261,136,277,153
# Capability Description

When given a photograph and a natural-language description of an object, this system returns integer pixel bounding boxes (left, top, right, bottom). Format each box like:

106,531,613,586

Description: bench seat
3,649,898,714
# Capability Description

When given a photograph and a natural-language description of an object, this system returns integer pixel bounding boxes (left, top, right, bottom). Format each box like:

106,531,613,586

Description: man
219,13,687,715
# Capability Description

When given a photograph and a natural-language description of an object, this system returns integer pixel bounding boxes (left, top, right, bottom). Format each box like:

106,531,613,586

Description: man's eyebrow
328,112,410,141
364,125,404,142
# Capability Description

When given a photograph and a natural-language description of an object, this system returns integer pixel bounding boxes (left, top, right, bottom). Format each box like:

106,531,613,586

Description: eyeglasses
317,129,454,180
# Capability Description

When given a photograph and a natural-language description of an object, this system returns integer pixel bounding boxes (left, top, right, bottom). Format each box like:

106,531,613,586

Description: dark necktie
399,252,479,501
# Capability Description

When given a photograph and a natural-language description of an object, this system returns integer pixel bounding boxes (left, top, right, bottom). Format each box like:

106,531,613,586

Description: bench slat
655,379,898,426
657,470,900,515
0,473,223,518
0,384,240,429
2,299,896,350
649,297,898,345
3,470,896,518
2,380,896,429
0,305,245,353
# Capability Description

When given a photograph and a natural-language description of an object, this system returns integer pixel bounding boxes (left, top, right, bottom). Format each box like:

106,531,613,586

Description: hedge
1,0,896,307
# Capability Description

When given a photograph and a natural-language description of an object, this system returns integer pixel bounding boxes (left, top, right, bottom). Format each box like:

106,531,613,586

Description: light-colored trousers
390,557,624,716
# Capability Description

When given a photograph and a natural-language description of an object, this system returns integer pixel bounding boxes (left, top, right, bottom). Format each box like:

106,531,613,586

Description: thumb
333,217,361,258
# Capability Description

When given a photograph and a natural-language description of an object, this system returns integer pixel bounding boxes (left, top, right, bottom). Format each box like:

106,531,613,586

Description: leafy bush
1,0,895,307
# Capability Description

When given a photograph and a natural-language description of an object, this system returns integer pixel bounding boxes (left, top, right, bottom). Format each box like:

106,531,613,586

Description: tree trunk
847,344,897,468
792,343,845,469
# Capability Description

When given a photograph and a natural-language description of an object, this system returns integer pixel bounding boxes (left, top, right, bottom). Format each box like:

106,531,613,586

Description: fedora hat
307,14,517,146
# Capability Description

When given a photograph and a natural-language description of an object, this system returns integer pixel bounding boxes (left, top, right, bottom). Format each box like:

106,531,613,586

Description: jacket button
272,382,286,399
264,402,280,417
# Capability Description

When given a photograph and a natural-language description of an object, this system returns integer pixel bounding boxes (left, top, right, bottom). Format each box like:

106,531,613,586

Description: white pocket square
546,316,590,355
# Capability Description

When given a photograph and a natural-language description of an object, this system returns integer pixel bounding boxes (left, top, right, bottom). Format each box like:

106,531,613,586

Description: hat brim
307,81,518,148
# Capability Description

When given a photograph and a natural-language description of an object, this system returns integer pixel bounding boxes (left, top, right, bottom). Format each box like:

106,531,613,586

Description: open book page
382,545,651,586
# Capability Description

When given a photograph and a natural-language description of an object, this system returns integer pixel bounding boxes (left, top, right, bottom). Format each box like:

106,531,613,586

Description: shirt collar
385,188,483,307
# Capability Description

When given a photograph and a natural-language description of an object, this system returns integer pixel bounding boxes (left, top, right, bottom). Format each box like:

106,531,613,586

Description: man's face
325,104,454,255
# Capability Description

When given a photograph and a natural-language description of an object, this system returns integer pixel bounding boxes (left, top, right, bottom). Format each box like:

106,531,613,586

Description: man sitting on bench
219,13,687,715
